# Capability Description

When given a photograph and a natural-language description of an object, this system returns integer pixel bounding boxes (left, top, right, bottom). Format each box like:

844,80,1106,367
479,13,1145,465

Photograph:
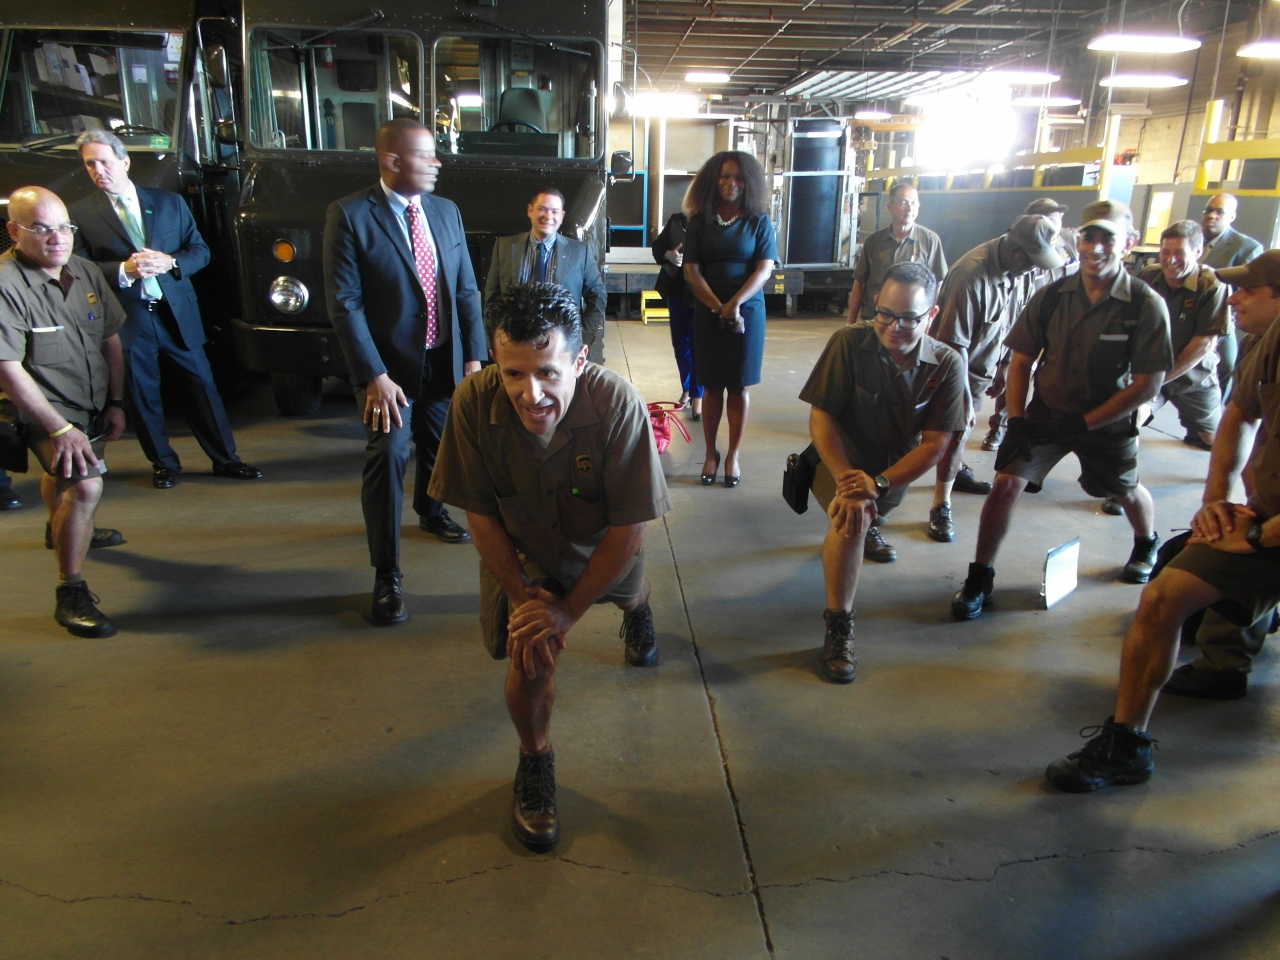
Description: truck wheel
271,373,323,416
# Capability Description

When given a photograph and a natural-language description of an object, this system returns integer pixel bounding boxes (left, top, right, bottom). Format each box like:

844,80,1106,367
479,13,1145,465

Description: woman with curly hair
682,151,777,488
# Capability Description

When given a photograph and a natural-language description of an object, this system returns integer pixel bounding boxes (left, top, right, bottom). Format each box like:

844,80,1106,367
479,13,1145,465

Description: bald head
1202,192,1238,241
6,186,73,274
375,119,441,197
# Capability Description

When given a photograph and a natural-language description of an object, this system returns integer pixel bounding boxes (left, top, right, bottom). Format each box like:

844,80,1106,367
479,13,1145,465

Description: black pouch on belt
782,443,821,515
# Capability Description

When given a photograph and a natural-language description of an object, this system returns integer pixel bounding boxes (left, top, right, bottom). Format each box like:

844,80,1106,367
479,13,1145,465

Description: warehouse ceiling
630,0,1236,101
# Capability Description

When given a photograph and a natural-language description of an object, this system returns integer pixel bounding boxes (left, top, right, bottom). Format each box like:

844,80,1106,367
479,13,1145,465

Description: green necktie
113,195,163,301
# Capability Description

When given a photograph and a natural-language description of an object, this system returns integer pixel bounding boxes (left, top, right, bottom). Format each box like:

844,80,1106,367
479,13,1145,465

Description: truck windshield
247,28,422,151
434,36,599,161
0,30,182,149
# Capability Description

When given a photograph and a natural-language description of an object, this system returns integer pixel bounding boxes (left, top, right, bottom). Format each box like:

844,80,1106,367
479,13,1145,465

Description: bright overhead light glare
1100,74,1188,88
1044,117,1086,125
1011,95,1082,107
631,92,701,116
854,109,892,120
456,93,483,107
986,70,1061,85
1238,40,1280,58
685,70,731,83
1088,33,1201,53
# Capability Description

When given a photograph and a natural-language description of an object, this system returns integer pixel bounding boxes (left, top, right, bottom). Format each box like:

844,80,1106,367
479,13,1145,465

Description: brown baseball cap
1215,249,1280,287
1007,215,1067,270
1078,199,1134,238
1025,198,1069,216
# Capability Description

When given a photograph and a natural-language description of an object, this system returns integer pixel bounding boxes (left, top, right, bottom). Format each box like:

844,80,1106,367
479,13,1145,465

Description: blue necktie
536,241,551,283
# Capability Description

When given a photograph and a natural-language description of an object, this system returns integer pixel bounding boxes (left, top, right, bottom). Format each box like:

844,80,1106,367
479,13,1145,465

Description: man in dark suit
70,130,261,489
1201,192,1265,397
323,119,486,624
485,188,607,362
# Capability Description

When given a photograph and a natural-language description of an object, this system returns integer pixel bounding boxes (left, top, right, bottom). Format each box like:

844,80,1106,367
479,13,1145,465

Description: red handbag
647,401,692,455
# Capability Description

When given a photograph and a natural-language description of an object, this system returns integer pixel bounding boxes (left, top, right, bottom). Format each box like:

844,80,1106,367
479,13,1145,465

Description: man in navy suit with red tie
323,119,486,624
69,130,261,490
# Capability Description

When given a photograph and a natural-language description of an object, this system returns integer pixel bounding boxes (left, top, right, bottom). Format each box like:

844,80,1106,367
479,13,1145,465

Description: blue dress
684,213,778,390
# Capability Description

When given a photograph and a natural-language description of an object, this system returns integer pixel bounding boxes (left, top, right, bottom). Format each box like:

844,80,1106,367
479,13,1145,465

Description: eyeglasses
13,222,78,237
874,308,928,330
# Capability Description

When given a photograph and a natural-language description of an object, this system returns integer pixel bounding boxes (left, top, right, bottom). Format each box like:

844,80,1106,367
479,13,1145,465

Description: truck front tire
271,373,323,417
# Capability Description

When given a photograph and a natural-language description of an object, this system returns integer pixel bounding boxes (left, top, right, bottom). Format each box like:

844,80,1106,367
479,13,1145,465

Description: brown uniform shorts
1165,542,1280,628
479,549,647,660
997,428,1140,498
28,421,107,484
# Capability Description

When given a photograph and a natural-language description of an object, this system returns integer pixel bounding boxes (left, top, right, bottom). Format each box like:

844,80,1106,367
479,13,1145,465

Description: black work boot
951,563,994,620
1045,717,1155,792
1121,534,1160,584
620,601,658,666
54,581,116,638
1161,663,1248,700
44,522,125,550
512,748,559,852
821,609,856,684
953,464,992,495
863,525,897,563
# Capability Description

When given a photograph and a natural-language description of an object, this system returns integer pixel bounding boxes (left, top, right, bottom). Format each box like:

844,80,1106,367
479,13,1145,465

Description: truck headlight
269,276,309,314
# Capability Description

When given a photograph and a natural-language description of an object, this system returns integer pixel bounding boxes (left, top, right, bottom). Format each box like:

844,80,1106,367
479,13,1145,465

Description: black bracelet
106,398,125,409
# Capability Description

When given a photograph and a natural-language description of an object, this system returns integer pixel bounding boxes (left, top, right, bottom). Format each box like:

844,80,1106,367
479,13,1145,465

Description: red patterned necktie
405,202,439,348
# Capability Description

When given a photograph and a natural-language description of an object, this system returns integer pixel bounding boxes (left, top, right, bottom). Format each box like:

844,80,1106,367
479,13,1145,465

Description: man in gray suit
485,188,607,362
323,119,486,624
1201,192,1264,396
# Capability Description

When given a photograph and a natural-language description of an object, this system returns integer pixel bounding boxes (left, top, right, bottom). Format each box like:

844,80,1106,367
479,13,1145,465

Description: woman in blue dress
682,151,778,488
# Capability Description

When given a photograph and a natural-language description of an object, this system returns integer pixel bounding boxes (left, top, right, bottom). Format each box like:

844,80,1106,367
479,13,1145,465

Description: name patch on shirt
576,455,594,473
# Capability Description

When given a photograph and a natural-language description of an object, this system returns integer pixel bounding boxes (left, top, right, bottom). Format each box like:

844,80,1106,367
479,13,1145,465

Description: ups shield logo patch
576,455,594,473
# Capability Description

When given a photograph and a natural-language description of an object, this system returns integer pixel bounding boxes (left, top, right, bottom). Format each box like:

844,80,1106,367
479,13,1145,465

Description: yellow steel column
1194,100,1224,192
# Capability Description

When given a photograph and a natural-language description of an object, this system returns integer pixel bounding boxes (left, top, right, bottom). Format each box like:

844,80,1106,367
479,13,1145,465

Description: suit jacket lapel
510,232,528,285
137,187,155,246
368,188,419,280
551,235,567,284
94,189,136,250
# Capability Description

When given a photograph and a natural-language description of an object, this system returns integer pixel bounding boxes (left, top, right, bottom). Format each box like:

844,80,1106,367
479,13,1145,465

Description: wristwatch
873,474,891,499
1245,523,1266,552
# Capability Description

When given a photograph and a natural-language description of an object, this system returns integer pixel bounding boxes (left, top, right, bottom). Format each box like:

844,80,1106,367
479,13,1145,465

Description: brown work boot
821,609,857,684
864,525,896,563
512,748,559,852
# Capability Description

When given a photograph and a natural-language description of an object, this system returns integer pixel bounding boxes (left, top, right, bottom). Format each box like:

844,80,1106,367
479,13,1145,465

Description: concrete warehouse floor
2,318,1278,960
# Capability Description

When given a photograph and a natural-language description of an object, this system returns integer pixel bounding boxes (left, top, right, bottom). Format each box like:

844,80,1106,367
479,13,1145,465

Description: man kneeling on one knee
800,262,967,682
1045,251,1280,792
427,283,671,851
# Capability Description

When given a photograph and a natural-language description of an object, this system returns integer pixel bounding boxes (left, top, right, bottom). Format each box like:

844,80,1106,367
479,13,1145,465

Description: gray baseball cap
1007,215,1067,270
1024,198,1069,216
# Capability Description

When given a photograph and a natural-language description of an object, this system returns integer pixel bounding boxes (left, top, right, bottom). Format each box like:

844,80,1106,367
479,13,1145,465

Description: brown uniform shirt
929,237,1033,389
1234,315,1280,521
1004,268,1173,421
1138,264,1228,390
853,224,948,319
428,362,671,587
0,250,125,425
800,324,967,504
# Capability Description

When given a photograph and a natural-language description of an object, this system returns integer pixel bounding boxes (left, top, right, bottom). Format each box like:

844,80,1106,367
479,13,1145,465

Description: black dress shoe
212,461,263,480
0,486,21,510
620,602,658,666
54,581,116,638
371,573,407,625
152,466,179,489
951,562,994,620
1161,663,1248,700
512,749,559,852
419,510,471,543
1121,535,1160,584
953,464,992,495
927,503,956,542
45,523,125,550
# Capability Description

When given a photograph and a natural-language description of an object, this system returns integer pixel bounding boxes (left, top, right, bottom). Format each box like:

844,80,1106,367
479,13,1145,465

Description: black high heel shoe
724,454,740,488
700,451,721,486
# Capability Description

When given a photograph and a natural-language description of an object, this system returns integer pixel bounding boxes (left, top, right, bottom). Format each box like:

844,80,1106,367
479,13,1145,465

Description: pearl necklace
715,210,740,227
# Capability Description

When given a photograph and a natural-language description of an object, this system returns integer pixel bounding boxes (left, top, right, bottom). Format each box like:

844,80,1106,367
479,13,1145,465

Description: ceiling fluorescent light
1044,117,1086,125
1011,95,1082,107
455,93,483,107
1238,40,1280,58
1089,33,1201,53
685,71,731,83
986,70,1061,85
631,92,702,117
854,108,893,120
1100,74,1188,88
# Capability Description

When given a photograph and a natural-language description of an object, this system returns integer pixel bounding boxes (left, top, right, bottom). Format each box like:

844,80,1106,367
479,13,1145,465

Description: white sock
933,480,954,508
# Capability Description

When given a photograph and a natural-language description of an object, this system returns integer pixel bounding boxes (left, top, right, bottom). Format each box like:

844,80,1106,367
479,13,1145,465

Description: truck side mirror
215,119,239,145
205,45,231,89
610,150,633,177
